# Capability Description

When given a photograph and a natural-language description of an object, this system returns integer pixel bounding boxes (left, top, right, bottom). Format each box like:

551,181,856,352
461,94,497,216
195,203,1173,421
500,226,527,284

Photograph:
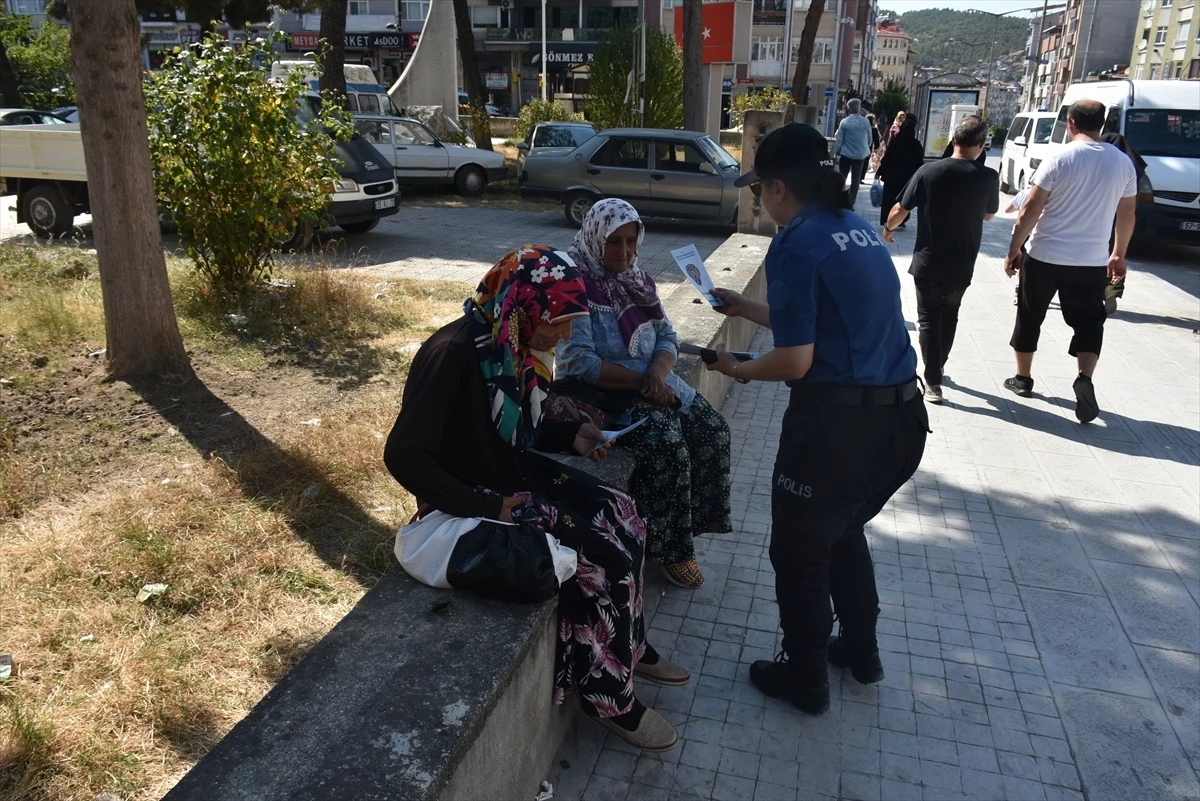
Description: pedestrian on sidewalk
886,111,906,147
703,123,929,716
1005,184,1033,306
867,113,883,177
884,116,999,404
875,117,923,229
1099,131,1147,315
834,98,873,206
1003,99,1137,423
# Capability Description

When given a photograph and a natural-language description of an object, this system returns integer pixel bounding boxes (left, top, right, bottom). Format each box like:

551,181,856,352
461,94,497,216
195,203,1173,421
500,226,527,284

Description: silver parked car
353,115,507,196
516,121,597,164
518,128,741,227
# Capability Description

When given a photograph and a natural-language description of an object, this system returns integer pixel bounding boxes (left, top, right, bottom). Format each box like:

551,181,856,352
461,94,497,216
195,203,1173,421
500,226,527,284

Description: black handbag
445,520,559,603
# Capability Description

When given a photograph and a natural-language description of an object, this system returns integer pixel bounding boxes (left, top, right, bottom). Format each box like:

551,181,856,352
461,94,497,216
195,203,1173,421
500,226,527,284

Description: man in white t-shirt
1001,99,1136,423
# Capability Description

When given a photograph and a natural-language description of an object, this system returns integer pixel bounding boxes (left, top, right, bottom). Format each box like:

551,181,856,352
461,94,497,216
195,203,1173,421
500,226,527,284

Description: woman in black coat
876,117,924,227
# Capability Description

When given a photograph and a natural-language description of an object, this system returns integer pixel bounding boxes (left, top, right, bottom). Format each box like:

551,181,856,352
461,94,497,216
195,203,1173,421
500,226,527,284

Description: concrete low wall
664,233,771,408
488,117,518,140
439,613,574,801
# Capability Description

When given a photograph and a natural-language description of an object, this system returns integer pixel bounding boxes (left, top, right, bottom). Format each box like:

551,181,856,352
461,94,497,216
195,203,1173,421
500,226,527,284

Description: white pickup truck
0,123,89,238
0,122,400,242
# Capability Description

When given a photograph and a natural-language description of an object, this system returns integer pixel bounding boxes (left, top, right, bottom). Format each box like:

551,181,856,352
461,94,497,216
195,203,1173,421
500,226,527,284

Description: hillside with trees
885,7,1029,69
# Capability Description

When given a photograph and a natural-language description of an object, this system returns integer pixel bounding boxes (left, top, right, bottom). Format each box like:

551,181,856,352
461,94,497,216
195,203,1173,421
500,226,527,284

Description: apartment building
3,0,48,20
1129,0,1200,81
279,1,659,113
1025,0,1140,112
742,0,876,133
873,18,914,92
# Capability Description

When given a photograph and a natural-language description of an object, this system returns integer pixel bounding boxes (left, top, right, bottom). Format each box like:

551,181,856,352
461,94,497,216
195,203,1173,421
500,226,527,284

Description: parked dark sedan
518,127,741,226
0,108,69,125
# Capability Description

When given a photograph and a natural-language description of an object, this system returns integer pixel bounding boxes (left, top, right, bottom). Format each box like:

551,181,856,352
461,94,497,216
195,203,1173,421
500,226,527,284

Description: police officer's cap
734,123,835,188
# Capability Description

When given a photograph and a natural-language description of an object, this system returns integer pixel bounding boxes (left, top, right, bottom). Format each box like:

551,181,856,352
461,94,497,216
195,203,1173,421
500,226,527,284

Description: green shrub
515,99,583,140
144,32,351,297
873,79,910,129
729,87,795,128
0,15,74,109
990,125,1008,149
587,25,683,131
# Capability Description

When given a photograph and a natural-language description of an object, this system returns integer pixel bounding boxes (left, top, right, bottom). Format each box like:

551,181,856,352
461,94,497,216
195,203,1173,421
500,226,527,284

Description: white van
1050,80,1200,243
271,61,401,116
1000,111,1057,194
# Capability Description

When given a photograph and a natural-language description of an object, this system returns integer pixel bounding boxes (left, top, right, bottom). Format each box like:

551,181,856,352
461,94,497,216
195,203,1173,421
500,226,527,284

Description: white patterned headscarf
568,198,664,355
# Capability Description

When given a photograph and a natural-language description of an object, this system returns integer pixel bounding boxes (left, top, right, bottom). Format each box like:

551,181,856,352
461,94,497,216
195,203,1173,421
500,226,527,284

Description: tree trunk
682,0,704,132
451,0,493,151
787,0,825,123
67,0,192,380
0,37,23,107
318,0,347,107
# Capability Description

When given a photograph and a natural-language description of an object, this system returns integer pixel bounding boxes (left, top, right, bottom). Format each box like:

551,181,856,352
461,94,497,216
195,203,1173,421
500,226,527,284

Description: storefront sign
543,51,593,65
368,32,407,49
289,32,416,52
145,30,181,45
722,78,732,91
485,72,508,90
527,42,596,69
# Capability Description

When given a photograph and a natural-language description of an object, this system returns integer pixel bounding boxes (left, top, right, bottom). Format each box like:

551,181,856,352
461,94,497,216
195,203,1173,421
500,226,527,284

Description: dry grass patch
0,242,471,800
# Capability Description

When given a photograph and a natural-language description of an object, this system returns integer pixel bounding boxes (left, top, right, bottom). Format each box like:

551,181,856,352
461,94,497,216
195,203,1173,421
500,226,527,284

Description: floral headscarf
465,245,588,450
568,198,665,356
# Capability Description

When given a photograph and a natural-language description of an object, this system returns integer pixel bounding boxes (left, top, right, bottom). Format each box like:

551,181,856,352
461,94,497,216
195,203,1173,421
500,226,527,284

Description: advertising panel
924,89,979,158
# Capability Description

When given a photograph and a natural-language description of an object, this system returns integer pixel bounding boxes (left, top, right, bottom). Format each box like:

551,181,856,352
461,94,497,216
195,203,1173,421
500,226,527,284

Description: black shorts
1010,256,1108,357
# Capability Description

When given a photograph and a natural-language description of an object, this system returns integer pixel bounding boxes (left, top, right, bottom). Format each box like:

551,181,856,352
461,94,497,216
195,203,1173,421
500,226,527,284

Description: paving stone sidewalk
552,194,1200,801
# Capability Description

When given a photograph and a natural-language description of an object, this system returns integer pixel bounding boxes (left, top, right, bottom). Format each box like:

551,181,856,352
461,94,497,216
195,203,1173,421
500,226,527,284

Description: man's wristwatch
733,361,749,384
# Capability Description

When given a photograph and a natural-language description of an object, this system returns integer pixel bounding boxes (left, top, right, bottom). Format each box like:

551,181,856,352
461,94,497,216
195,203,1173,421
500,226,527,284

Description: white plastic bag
395,511,481,588
395,510,578,590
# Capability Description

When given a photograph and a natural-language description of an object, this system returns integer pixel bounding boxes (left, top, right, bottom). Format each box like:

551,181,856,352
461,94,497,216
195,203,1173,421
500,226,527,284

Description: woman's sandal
662,560,704,589
591,706,679,752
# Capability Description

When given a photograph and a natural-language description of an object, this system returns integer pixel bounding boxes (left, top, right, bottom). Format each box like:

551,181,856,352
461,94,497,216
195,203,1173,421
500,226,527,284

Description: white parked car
1000,111,1057,194
352,115,507,196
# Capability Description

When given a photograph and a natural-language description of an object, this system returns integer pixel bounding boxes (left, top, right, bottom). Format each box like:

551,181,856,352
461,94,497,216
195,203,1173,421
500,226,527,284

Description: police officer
706,123,929,715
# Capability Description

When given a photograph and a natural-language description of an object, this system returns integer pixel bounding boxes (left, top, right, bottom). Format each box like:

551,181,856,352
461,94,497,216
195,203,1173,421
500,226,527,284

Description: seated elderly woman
384,245,687,752
554,199,732,589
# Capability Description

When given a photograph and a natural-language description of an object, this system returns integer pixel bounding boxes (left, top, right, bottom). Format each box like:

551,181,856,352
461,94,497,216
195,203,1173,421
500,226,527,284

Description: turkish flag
673,1,735,64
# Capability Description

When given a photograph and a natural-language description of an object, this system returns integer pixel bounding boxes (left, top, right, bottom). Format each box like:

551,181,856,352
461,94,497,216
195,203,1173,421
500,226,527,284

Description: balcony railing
483,27,613,43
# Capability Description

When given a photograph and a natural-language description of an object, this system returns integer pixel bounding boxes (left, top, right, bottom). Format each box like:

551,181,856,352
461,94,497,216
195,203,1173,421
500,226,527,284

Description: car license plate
374,197,396,210
1180,220,1200,232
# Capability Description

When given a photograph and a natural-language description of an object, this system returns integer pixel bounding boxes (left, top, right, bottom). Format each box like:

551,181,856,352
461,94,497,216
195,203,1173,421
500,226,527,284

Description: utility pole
1027,0,1050,112
639,0,646,126
827,0,845,136
540,0,548,101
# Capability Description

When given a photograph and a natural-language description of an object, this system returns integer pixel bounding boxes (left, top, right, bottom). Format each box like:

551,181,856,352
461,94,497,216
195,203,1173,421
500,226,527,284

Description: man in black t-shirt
884,116,999,403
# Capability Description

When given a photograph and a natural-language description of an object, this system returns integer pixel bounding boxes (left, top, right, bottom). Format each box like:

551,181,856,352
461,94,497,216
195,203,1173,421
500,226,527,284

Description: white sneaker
924,385,944,404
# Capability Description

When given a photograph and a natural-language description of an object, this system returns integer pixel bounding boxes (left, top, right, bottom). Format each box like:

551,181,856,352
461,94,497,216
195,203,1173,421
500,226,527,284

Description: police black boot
827,631,885,685
749,652,830,716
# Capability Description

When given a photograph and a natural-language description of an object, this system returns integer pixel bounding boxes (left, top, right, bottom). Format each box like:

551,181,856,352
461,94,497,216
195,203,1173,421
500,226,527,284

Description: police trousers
770,382,928,668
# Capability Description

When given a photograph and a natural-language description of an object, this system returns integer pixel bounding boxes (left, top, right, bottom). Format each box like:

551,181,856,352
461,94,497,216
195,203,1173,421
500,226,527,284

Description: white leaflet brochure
593,416,648,452
670,244,722,306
